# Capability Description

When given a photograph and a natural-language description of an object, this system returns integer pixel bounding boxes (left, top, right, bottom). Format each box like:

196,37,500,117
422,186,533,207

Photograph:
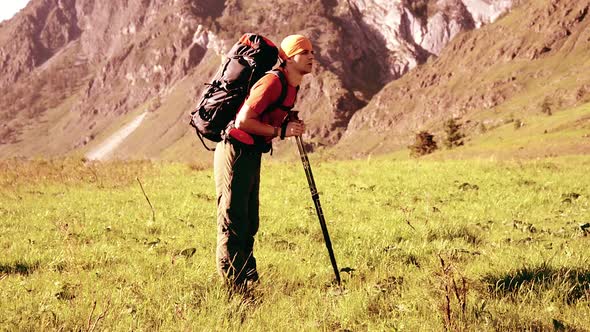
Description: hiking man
214,34,314,289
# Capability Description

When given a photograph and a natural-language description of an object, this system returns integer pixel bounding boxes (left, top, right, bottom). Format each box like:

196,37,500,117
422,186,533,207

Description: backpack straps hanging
196,130,216,151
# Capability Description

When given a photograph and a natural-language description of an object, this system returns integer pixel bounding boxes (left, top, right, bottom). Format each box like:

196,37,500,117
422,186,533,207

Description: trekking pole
295,135,341,285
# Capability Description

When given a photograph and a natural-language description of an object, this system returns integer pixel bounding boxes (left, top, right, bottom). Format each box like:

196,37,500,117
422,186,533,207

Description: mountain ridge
5,0,585,161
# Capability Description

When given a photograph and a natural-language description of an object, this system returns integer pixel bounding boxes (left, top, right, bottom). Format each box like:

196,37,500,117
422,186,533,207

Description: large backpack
189,33,285,151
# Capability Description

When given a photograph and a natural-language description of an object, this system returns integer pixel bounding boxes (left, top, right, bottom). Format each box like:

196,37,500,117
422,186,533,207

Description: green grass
1,156,589,331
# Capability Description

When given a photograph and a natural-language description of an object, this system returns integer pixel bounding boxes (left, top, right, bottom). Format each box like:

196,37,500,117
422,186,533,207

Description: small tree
478,122,487,134
409,131,438,157
443,118,465,149
540,96,552,115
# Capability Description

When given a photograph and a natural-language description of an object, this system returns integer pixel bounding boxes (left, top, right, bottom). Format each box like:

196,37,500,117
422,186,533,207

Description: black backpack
189,33,288,151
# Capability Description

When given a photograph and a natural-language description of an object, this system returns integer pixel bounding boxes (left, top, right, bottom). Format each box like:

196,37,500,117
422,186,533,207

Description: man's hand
285,121,305,137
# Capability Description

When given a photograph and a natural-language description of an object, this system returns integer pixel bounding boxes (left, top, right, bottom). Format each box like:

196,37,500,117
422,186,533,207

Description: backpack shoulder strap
266,69,297,112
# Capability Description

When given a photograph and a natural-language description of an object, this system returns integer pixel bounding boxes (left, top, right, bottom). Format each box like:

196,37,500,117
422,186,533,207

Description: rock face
334,0,513,82
0,0,81,91
0,0,515,158
463,0,514,27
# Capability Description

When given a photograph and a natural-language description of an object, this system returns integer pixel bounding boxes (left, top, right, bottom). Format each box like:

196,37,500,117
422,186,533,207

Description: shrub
147,96,161,112
540,96,552,115
409,131,438,157
478,122,487,134
443,118,464,149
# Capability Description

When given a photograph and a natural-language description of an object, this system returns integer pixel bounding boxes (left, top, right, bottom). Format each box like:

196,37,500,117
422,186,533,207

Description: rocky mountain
336,0,590,156
0,0,529,160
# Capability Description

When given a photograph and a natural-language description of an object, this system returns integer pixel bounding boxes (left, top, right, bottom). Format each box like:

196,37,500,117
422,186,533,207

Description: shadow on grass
0,261,40,276
483,262,590,304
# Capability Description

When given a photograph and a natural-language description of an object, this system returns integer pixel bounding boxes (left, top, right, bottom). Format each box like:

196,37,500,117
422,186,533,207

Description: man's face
291,50,314,74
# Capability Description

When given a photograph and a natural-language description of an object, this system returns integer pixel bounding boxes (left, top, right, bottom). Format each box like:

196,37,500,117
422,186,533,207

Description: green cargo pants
214,139,261,286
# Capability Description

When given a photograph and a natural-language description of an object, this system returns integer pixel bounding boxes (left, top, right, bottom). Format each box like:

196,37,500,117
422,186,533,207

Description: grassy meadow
1,155,589,331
